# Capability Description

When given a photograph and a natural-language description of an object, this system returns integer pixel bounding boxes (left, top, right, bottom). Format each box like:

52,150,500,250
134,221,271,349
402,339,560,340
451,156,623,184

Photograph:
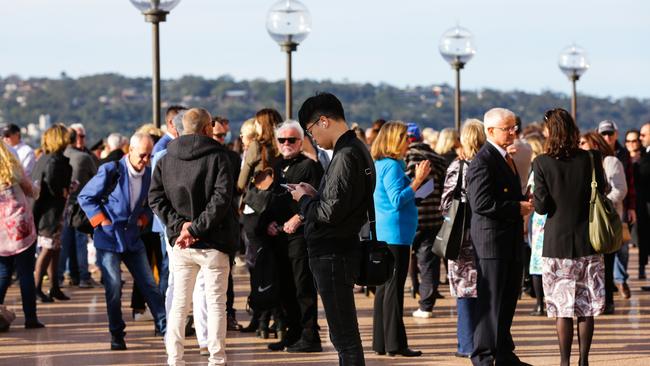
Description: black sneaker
110,335,127,350
286,339,323,353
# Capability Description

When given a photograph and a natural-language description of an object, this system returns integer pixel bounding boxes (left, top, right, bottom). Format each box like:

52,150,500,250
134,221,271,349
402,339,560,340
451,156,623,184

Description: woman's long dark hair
543,108,580,159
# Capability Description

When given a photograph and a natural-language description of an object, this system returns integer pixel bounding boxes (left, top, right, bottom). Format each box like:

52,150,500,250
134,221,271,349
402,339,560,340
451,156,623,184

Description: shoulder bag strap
587,150,598,204
359,148,378,241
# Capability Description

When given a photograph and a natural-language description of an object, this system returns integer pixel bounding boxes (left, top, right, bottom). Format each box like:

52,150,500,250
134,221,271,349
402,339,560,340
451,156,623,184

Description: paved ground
0,247,649,365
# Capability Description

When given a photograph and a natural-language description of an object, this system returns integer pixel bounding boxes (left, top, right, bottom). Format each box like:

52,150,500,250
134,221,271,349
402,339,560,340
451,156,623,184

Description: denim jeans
614,243,629,284
456,297,477,355
414,227,441,312
59,224,90,282
309,252,365,366
96,246,166,338
0,244,38,323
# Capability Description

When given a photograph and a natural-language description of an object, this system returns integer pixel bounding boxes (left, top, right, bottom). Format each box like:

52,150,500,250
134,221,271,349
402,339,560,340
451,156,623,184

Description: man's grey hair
275,120,304,139
69,123,85,134
483,108,516,132
172,110,186,135
129,132,153,147
107,133,125,150
181,108,211,135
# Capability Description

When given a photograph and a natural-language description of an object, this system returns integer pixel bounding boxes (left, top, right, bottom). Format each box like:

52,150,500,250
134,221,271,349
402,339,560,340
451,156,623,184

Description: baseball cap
406,122,421,141
597,120,618,134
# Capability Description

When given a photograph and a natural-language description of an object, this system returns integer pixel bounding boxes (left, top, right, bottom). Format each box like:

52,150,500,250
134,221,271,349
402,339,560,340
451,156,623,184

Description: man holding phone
289,93,374,366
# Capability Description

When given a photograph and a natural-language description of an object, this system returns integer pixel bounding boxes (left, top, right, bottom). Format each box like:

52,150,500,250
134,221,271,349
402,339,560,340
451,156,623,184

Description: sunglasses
214,133,227,139
278,137,298,144
600,131,615,137
626,139,639,143
138,153,152,160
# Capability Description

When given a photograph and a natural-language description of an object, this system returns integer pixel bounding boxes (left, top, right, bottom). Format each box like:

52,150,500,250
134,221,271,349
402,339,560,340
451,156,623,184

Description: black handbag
432,160,468,261
356,154,395,287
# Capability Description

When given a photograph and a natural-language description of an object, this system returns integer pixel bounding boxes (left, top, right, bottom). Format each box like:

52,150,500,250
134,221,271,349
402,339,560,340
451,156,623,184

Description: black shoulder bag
432,160,468,260
356,152,395,287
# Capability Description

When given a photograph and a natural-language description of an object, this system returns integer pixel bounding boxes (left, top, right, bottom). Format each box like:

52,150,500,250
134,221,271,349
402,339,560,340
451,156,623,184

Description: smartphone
280,183,292,191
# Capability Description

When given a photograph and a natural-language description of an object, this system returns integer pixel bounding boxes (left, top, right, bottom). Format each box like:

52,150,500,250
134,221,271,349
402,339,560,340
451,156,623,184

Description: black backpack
69,161,120,234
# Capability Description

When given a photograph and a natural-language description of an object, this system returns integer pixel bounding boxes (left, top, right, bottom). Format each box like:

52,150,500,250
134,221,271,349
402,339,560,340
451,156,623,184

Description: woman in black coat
31,125,73,302
532,108,606,366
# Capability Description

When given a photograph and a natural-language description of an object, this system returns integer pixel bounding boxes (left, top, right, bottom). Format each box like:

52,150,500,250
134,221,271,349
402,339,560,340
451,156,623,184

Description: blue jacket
374,158,418,245
150,149,168,234
153,133,172,155
78,158,152,253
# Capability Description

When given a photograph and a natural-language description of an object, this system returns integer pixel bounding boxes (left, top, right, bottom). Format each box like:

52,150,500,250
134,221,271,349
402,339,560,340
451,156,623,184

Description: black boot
110,335,127,350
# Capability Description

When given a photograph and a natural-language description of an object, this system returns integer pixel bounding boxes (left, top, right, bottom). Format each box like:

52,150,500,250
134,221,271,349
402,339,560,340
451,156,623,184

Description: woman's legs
577,316,594,366
48,249,69,300
15,244,39,323
34,247,53,299
531,274,544,312
556,317,573,366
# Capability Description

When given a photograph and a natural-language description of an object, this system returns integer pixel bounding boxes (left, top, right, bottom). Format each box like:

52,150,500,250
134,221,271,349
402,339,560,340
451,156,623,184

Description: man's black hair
1,123,21,138
165,105,188,119
297,92,346,130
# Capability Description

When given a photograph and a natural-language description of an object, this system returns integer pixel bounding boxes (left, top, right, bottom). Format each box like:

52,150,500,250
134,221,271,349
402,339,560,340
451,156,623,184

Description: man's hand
267,221,281,236
519,200,534,216
627,209,637,224
175,222,197,248
507,144,518,155
290,182,317,202
283,214,303,234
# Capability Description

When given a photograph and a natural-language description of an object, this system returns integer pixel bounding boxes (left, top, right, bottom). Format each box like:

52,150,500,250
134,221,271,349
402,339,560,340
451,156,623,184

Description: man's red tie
506,154,516,174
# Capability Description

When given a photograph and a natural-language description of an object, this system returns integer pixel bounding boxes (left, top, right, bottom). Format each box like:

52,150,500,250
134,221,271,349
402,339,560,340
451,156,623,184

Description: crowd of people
0,92,649,366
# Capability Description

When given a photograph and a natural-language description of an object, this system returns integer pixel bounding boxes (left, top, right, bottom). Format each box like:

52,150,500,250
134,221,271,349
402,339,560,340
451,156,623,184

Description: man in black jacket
637,122,650,289
264,120,324,352
467,108,533,366
149,108,237,366
290,93,373,366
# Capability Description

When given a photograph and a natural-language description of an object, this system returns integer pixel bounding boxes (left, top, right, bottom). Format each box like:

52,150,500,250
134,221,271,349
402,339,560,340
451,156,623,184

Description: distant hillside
1,73,649,143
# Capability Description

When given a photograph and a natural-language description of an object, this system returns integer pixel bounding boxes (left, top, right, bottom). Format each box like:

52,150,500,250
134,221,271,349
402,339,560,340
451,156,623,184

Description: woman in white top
578,131,627,314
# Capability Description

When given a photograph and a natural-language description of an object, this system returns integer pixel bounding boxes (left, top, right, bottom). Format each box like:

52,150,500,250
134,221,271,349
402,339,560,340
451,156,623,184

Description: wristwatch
298,214,305,222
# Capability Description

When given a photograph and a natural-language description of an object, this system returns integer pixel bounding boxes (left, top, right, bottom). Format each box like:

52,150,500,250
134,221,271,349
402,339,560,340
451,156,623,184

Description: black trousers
372,245,411,353
636,202,650,270
604,252,615,306
309,252,365,366
413,227,441,311
472,257,523,366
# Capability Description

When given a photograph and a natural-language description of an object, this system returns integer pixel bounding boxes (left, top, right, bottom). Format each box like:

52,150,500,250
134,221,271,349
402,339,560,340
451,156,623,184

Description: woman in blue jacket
371,121,430,357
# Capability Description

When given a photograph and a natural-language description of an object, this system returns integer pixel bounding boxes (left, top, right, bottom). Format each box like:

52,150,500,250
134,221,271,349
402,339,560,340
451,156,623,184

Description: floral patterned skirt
542,255,605,318
447,230,477,298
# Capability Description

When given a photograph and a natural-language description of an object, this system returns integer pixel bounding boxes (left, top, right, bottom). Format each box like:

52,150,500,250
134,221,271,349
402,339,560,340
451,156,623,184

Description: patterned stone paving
0,247,648,365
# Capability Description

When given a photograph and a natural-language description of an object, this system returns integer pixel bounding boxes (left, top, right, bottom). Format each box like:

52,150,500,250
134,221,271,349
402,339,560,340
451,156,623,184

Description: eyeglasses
305,119,319,137
213,133,226,139
278,137,298,144
492,125,519,133
600,131,615,137
78,134,86,138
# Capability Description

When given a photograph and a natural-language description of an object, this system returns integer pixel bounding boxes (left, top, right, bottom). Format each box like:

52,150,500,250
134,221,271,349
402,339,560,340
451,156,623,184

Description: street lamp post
130,0,181,128
439,26,476,131
558,44,589,122
266,0,311,120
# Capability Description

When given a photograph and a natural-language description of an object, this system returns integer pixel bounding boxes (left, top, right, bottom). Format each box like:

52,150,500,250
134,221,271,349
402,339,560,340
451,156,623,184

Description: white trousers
164,241,209,348
165,246,229,366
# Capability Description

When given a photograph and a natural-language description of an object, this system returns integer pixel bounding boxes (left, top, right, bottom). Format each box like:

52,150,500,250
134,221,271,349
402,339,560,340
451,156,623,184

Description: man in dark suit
637,122,650,289
466,108,534,366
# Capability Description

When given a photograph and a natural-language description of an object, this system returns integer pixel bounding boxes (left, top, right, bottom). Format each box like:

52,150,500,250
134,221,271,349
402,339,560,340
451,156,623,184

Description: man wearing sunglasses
78,132,165,351
263,120,323,353
598,120,636,299
289,93,373,365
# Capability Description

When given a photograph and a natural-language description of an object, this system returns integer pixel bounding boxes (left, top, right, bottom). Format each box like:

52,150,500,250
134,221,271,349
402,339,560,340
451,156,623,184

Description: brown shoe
617,283,631,299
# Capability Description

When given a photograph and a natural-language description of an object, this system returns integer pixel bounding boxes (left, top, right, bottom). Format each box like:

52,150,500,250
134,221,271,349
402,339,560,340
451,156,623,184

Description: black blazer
532,149,606,259
467,142,525,260
635,149,650,204
31,151,73,237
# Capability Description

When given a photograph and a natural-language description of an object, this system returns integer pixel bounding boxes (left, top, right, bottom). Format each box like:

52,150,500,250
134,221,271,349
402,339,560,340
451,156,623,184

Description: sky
1,0,648,99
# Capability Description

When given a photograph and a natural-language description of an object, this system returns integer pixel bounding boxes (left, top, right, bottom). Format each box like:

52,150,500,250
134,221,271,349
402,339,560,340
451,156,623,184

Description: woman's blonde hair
136,123,163,138
434,127,460,155
41,124,70,154
460,119,486,160
0,142,22,187
371,121,408,160
527,134,545,160
240,118,258,139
